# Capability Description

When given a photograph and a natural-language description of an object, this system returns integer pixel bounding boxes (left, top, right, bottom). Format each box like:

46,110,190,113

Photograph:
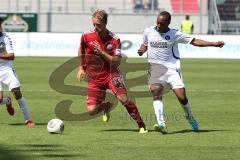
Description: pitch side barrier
8,32,240,59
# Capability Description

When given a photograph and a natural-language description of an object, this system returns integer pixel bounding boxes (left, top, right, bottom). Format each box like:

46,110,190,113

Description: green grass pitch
0,57,239,160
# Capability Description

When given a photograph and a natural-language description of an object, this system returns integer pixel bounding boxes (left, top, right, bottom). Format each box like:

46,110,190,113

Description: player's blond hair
92,9,108,23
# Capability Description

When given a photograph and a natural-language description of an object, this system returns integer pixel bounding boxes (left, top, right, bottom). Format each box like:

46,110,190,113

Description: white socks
17,96,30,121
0,96,11,105
181,102,193,120
153,100,165,126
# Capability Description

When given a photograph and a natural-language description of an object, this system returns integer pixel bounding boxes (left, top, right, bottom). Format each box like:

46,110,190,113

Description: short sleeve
4,35,14,54
80,34,87,49
175,31,194,44
143,28,148,46
113,38,121,56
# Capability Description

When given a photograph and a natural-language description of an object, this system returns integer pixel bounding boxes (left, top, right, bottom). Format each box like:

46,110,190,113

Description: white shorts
148,63,184,93
0,68,21,91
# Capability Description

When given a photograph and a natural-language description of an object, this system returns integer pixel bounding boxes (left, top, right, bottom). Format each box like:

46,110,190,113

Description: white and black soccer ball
47,119,64,134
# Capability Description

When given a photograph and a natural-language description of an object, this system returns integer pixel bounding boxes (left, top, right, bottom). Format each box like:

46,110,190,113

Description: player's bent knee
150,84,163,99
11,88,22,99
150,84,161,91
87,105,97,111
150,84,163,93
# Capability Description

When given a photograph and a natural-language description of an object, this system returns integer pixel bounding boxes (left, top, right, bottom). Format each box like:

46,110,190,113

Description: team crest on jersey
165,35,170,40
104,41,115,53
106,43,113,51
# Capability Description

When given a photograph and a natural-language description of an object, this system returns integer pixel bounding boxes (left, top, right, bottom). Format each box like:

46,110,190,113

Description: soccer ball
47,119,64,134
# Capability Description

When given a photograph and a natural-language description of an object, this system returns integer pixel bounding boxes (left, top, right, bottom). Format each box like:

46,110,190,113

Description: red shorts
86,75,127,106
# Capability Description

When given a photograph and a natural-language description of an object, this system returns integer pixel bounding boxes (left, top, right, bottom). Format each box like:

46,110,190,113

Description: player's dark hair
92,9,108,23
159,11,171,23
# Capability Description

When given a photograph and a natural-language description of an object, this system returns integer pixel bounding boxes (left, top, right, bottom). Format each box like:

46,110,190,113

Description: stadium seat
170,0,199,14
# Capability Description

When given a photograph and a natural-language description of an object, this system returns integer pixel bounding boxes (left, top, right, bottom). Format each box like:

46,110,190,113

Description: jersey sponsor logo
150,41,168,48
7,36,13,46
9,41,13,46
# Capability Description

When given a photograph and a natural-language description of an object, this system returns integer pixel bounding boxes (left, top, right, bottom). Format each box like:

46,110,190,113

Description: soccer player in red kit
77,9,148,133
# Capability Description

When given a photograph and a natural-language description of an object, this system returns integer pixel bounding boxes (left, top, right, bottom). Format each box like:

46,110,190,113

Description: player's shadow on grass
42,153,83,158
167,129,230,134
101,128,140,132
99,129,230,134
22,144,61,147
16,144,64,152
21,144,62,148
0,146,26,160
18,144,82,158
9,122,47,126
101,129,159,132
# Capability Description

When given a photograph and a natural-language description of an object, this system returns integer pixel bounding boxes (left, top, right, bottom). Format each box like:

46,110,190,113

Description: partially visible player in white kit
0,18,34,127
138,11,225,133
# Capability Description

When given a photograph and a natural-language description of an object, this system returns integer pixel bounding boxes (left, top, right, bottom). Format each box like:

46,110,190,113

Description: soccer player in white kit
0,18,34,127
138,11,224,133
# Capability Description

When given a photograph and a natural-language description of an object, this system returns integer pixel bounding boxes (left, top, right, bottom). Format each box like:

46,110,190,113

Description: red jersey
80,30,122,83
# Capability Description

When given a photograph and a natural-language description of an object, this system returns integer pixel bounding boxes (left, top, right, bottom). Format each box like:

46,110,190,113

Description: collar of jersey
154,26,170,35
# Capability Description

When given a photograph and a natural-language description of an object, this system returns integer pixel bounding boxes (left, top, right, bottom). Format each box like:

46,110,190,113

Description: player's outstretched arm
191,38,225,48
138,44,148,56
0,53,14,60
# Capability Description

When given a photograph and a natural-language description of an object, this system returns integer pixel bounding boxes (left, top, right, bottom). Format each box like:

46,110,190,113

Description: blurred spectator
181,15,194,34
132,0,147,12
236,2,240,19
147,0,159,11
217,0,237,20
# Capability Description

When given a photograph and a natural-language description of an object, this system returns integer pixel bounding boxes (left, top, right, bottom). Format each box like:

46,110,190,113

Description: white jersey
0,32,14,70
143,26,193,69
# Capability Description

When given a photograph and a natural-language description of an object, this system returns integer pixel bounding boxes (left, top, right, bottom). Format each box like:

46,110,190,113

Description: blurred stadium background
0,0,240,58
0,0,240,34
